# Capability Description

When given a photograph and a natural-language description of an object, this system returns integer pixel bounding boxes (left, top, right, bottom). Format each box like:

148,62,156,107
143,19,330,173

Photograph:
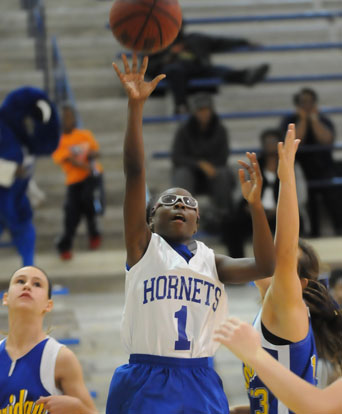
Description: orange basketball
109,0,182,54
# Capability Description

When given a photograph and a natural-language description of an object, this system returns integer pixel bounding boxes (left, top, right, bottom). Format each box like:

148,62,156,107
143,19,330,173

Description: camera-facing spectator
171,93,235,229
280,88,342,237
222,129,307,258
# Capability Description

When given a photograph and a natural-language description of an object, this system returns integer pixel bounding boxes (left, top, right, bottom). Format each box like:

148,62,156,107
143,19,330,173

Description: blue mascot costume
0,87,60,265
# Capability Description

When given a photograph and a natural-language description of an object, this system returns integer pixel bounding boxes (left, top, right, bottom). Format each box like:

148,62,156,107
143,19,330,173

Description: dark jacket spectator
171,93,235,229
147,29,269,114
280,88,341,237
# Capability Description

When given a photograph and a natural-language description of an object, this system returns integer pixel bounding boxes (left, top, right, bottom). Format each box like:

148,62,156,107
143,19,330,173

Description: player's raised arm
216,153,275,283
215,318,342,414
112,54,165,267
262,124,307,339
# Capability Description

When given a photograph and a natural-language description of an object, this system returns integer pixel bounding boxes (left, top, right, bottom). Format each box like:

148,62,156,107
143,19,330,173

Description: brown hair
298,239,342,369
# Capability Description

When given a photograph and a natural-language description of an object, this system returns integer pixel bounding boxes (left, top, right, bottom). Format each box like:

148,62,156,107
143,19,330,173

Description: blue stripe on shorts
106,354,229,414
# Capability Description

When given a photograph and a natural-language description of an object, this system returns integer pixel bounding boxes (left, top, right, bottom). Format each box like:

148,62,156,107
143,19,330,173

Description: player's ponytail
297,239,342,370
303,280,342,370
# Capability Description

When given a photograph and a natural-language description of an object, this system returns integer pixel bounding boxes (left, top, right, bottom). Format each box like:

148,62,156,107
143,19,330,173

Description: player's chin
169,225,194,240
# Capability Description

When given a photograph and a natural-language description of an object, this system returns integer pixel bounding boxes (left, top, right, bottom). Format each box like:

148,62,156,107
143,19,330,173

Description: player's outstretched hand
277,123,300,183
37,395,96,414
238,152,263,205
214,317,262,365
112,53,166,102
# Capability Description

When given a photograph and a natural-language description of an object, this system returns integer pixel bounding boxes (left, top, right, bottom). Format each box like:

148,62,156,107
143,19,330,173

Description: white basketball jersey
121,233,229,358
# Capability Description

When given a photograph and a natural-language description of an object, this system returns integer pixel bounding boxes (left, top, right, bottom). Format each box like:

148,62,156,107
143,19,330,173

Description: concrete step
0,10,29,38
0,38,37,72
0,71,43,102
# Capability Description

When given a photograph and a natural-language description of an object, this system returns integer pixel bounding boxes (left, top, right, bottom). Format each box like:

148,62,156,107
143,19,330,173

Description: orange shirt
52,129,103,185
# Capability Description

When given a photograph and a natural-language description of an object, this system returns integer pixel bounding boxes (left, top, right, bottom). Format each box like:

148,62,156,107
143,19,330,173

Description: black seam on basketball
140,0,181,28
133,0,158,48
150,14,163,47
111,12,154,30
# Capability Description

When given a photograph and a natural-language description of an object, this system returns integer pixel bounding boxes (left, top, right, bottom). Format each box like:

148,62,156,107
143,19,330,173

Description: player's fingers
213,333,229,343
151,74,166,89
284,123,295,148
252,158,262,181
112,62,122,79
132,53,138,73
237,160,250,171
238,168,246,185
228,316,242,326
36,396,50,406
252,163,262,183
139,55,149,75
294,139,301,152
277,141,284,158
122,54,131,73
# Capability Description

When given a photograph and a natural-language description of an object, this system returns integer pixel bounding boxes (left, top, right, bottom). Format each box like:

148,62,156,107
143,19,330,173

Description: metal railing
21,0,49,95
51,36,82,127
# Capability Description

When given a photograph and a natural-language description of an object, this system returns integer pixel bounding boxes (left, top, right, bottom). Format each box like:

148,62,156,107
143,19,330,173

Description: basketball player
221,124,342,414
0,266,97,414
107,53,275,414
215,317,342,414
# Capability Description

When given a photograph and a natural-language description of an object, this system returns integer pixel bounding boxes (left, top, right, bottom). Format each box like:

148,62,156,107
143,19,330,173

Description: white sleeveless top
121,233,229,358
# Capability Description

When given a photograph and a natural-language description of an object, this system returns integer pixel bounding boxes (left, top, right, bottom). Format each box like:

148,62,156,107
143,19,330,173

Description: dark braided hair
298,239,342,370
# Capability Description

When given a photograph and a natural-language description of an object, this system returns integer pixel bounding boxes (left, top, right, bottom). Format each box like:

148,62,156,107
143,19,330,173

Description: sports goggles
156,194,198,209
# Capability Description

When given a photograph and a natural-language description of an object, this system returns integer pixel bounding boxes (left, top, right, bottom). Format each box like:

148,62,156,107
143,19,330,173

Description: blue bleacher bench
143,106,342,124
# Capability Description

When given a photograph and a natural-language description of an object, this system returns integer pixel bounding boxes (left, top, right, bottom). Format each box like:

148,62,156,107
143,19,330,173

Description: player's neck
7,313,46,358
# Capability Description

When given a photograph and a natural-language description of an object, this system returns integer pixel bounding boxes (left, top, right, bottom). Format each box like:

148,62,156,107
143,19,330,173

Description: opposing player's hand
37,395,91,414
214,317,261,364
238,152,262,205
277,123,300,182
112,53,166,102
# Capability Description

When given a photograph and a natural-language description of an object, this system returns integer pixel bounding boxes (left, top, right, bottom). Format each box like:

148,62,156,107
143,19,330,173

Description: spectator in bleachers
52,103,105,260
222,129,307,258
146,26,269,114
280,88,342,237
171,93,235,230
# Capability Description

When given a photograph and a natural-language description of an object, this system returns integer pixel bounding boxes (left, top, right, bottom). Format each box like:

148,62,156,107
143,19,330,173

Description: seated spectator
147,26,269,114
52,103,105,260
222,129,307,258
280,88,342,237
171,93,235,230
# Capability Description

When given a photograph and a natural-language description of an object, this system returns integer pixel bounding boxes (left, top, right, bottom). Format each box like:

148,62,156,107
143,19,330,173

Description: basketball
109,0,182,54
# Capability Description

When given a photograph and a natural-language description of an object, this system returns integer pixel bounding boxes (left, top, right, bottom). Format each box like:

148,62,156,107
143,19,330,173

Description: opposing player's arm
37,347,97,414
261,124,309,342
217,153,275,284
215,318,342,414
112,54,165,267
267,126,305,308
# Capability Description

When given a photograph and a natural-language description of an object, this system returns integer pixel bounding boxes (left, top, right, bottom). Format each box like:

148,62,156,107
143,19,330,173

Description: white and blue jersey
107,233,229,414
0,337,63,414
121,233,228,357
243,311,317,414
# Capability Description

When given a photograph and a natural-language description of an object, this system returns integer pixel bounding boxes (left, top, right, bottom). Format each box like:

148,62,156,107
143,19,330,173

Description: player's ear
149,215,154,232
44,299,54,314
193,214,200,234
300,278,309,290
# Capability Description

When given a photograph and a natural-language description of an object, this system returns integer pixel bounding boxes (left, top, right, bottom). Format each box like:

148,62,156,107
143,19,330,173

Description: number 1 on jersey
174,305,191,350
